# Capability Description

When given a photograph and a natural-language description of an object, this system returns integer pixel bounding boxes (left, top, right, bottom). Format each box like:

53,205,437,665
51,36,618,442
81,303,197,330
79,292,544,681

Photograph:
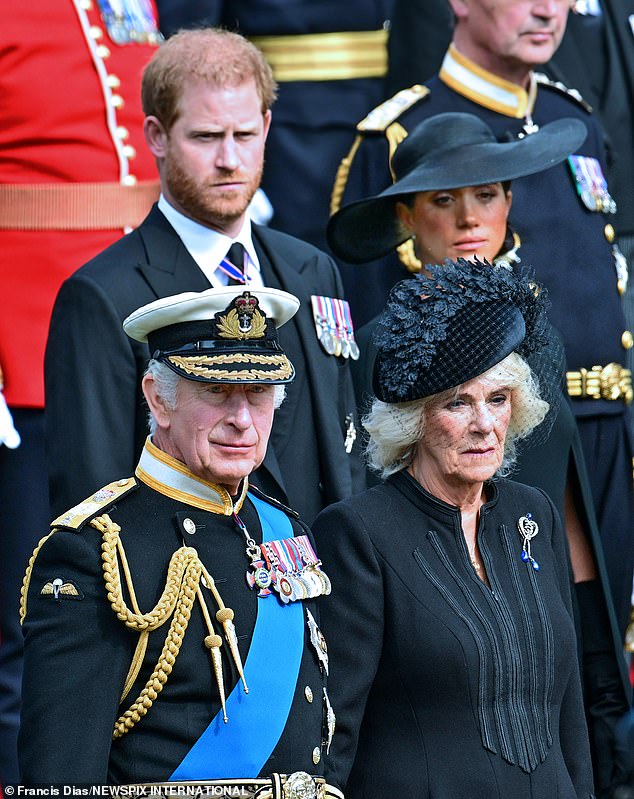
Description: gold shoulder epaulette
51,477,137,531
330,85,430,215
357,84,430,133
534,72,592,113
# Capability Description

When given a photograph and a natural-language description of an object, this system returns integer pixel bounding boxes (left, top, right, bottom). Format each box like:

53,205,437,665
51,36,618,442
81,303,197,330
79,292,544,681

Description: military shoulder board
51,477,137,531
534,73,592,113
357,84,430,133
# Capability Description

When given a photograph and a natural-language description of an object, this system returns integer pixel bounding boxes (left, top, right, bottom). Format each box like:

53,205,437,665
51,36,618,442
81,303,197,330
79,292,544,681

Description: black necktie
225,242,246,286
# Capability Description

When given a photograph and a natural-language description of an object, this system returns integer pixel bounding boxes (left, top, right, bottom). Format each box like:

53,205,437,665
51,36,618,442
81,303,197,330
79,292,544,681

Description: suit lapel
135,205,213,298
253,226,353,501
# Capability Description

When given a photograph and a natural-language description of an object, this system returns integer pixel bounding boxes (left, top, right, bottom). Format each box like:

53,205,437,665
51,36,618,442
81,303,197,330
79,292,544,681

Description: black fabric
45,205,365,524
371,262,543,402
225,242,246,286
19,481,328,782
576,580,631,798
0,409,50,785
313,473,595,798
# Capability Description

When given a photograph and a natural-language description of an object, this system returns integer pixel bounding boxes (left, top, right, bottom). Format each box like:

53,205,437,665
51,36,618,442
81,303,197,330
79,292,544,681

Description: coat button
304,686,313,703
604,223,615,243
183,518,197,535
312,746,321,765
622,331,633,350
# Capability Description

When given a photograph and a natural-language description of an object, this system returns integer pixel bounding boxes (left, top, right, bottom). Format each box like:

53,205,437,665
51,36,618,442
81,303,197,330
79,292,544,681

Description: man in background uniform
20,286,338,789
0,2,160,782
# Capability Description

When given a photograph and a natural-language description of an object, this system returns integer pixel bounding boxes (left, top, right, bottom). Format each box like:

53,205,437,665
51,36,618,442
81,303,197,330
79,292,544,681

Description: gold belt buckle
600,362,633,402
566,362,633,403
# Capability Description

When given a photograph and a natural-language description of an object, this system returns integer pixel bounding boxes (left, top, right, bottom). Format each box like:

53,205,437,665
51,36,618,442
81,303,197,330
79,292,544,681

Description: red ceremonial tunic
0,1,160,408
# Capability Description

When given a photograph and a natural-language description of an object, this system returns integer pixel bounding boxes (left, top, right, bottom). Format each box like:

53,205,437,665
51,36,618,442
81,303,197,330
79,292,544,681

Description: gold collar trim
440,45,536,119
135,438,248,515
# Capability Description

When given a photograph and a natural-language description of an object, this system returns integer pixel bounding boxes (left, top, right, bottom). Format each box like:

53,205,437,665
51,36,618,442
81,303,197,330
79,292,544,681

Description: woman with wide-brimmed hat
324,113,630,797
314,260,594,798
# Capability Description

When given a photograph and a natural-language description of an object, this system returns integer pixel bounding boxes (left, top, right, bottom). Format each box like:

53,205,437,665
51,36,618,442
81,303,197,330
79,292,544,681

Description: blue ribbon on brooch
517,513,540,571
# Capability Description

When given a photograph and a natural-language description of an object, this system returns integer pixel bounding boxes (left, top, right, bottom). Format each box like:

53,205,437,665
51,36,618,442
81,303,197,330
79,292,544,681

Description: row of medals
316,318,360,360
252,563,332,604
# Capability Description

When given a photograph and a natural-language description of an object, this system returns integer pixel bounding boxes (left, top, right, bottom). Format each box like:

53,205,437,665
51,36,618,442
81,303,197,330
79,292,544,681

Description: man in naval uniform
19,286,339,793
331,0,634,643
45,27,364,528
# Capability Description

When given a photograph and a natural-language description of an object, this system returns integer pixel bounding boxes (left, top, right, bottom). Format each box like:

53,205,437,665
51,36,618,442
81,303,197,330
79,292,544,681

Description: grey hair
144,359,286,433
364,352,548,480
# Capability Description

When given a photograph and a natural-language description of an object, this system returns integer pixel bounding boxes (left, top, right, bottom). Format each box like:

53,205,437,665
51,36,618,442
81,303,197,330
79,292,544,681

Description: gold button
304,686,313,703
96,45,111,59
183,518,196,535
312,746,321,765
122,175,137,186
122,145,136,160
604,223,615,243
116,125,129,140
107,74,121,89
116,478,129,487
89,25,103,40
618,279,627,296
110,94,124,110
622,331,633,350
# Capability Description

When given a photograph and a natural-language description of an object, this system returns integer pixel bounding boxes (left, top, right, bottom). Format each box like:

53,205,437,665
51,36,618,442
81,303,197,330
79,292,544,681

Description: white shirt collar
157,195,262,287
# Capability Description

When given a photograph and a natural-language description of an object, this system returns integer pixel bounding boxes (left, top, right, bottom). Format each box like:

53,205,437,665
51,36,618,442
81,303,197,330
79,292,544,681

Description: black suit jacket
45,205,364,521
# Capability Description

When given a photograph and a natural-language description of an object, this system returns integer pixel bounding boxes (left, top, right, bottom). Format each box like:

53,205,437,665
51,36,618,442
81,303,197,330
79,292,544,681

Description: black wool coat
313,472,595,799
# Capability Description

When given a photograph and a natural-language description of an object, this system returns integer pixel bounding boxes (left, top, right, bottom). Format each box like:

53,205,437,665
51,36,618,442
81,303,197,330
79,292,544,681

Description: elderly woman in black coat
326,113,630,798
314,260,595,799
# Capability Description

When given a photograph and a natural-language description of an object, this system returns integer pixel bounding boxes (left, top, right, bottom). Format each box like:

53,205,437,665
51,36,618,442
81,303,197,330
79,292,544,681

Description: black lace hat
123,286,299,384
373,258,552,403
327,112,587,264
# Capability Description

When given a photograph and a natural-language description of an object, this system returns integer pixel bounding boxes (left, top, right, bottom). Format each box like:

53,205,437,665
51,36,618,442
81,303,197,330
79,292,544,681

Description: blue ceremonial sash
170,494,304,780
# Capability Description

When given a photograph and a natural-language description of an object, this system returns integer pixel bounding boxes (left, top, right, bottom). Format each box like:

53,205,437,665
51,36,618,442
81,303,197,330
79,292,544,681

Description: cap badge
217,292,267,340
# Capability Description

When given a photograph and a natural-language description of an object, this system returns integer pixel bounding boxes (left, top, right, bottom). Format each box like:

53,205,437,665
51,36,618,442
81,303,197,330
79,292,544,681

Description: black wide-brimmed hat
328,112,587,264
123,286,299,384
373,258,551,403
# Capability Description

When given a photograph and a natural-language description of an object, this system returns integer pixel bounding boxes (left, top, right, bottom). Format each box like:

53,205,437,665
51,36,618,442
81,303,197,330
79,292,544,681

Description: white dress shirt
157,195,264,288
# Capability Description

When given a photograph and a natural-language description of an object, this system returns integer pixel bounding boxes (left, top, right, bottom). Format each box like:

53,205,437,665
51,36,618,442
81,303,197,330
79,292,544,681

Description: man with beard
45,28,363,525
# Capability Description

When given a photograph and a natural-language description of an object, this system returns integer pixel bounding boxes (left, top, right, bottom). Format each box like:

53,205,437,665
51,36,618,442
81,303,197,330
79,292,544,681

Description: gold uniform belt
0,180,160,230
250,29,388,81
130,773,344,799
566,362,633,404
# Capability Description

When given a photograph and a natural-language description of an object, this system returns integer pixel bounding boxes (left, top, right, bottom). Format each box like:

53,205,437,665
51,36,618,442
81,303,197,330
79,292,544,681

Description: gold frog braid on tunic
93,513,247,738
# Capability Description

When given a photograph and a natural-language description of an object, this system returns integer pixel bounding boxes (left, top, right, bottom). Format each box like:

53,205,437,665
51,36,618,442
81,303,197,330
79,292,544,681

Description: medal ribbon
170,494,303,779
217,254,250,285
